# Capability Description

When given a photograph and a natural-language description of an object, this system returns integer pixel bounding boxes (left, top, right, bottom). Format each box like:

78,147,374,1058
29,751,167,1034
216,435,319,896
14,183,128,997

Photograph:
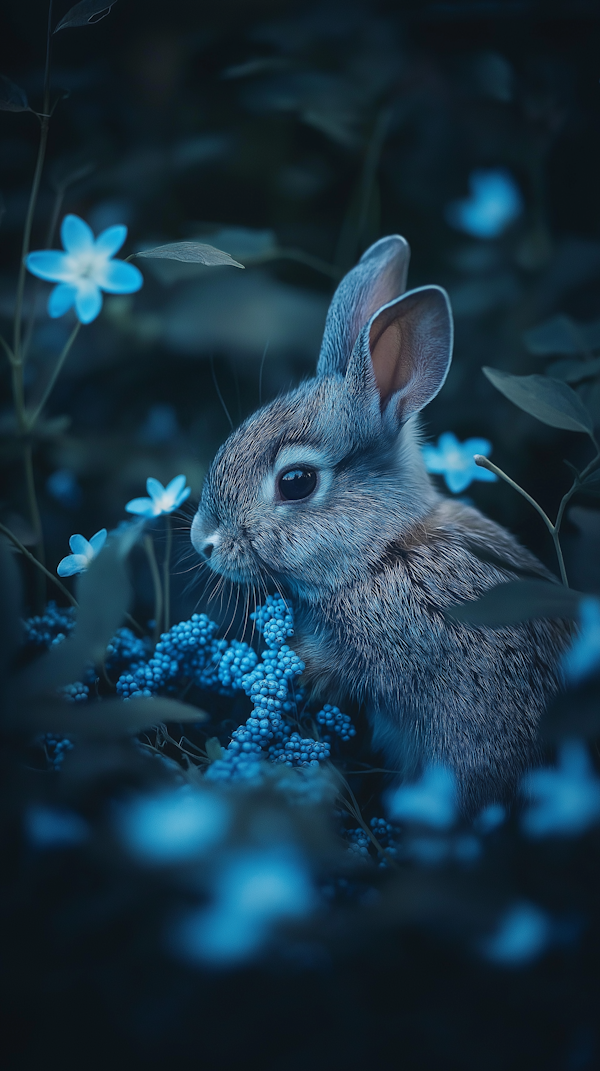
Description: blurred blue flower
118,787,231,865
387,765,457,830
125,475,191,518
481,902,551,966
46,468,82,509
173,847,315,965
562,596,600,686
26,805,89,848
422,432,498,494
474,803,507,834
445,169,523,239
26,213,143,324
57,528,107,577
521,740,600,837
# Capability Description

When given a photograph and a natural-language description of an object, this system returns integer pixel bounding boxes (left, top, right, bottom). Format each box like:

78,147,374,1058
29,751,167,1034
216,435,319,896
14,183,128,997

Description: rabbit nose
203,541,214,559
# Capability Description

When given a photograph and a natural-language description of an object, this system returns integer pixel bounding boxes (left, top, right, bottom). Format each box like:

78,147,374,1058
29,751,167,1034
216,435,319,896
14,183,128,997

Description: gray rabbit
191,235,570,815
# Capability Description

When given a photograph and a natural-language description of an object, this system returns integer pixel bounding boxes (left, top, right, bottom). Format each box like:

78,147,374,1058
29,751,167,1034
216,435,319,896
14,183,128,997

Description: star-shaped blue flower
26,214,143,324
57,529,107,577
422,432,498,494
125,475,191,518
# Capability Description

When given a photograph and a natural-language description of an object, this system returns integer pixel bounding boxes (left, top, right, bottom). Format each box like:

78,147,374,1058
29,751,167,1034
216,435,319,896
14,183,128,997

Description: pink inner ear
369,315,412,407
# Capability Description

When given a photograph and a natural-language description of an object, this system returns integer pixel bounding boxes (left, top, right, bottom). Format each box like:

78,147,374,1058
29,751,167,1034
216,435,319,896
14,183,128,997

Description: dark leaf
0,74,29,112
445,580,583,627
222,57,293,80
541,678,600,742
483,367,594,435
10,525,140,701
464,540,552,582
132,242,244,269
54,0,117,32
7,695,207,738
523,314,600,357
546,357,600,383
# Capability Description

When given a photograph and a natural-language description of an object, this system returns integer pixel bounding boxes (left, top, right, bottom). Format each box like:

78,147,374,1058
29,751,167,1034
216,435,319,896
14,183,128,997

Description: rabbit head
191,235,453,599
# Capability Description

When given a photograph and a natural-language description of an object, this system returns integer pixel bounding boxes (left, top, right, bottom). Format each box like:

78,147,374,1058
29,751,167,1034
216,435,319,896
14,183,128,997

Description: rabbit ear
345,285,453,424
317,235,410,378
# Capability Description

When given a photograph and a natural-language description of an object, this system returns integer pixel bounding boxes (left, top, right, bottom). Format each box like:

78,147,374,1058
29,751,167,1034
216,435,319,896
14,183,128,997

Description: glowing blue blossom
521,740,600,837
125,475,191,518
118,787,231,865
481,902,551,965
26,213,143,324
422,432,498,494
57,528,107,577
562,596,600,686
387,765,457,830
445,169,523,239
173,848,315,965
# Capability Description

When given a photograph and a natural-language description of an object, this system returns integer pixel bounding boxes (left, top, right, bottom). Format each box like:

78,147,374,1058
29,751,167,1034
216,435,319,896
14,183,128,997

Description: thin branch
27,321,81,430
0,521,77,608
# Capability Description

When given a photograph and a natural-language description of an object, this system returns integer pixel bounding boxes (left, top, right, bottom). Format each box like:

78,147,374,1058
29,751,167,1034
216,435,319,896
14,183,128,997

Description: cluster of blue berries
269,732,331,767
316,704,356,742
23,602,75,648
345,828,371,861
105,628,151,675
116,614,222,698
43,734,74,769
58,681,90,703
250,594,294,648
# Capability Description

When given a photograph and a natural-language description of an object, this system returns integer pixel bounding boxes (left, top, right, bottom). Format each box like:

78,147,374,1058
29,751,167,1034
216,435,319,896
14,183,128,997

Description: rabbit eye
278,467,317,501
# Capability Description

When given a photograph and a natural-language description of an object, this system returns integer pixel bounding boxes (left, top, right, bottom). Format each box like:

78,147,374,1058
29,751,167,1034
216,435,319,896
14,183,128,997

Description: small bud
474,454,492,470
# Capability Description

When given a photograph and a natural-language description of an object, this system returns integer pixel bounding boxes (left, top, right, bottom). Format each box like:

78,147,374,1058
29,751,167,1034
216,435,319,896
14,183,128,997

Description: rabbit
191,234,571,816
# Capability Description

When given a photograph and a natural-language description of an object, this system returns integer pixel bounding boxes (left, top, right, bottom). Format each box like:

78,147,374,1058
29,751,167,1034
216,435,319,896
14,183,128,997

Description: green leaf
579,469,600,497
132,242,244,269
482,367,594,434
205,736,224,762
445,580,583,627
6,695,207,738
0,74,29,112
546,356,600,384
54,0,118,31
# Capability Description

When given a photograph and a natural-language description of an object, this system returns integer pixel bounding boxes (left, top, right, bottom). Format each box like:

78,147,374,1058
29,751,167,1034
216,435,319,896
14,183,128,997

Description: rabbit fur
191,235,570,816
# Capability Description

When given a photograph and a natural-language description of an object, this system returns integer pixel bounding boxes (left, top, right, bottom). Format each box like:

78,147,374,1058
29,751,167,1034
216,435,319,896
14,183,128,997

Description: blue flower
387,765,457,830
562,596,600,686
26,214,143,324
125,474,191,518
422,432,498,494
118,787,231,865
172,847,315,965
480,902,551,966
445,169,523,239
57,528,107,577
521,740,600,837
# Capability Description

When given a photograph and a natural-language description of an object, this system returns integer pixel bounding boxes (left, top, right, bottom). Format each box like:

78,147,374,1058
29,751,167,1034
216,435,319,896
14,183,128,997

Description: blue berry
315,704,356,742
58,681,89,703
106,628,151,674
43,734,74,769
250,594,294,648
23,602,75,649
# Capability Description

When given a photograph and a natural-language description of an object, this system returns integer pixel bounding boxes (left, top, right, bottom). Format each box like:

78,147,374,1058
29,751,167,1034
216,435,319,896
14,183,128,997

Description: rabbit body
192,235,570,815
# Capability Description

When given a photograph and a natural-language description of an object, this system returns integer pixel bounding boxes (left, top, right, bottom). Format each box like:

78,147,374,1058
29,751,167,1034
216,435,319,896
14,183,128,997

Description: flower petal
74,280,103,324
125,497,156,517
94,224,127,259
94,258,144,294
174,486,191,508
445,469,472,494
465,438,493,457
61,214,95,256
26,250,74,283
421,445,445,474
146,477,165,501
165,474,187,499
89,528,108,554
473,466,497,483
57,553,89,577
48,283,77,318
69,534,91,556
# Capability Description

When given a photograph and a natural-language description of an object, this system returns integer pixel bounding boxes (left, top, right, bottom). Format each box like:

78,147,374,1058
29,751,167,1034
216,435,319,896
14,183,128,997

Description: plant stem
13,116,50,362
0,521,77,608
27,321,81,430
474,454,569,587
144,534,163,645
163,514,172,633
